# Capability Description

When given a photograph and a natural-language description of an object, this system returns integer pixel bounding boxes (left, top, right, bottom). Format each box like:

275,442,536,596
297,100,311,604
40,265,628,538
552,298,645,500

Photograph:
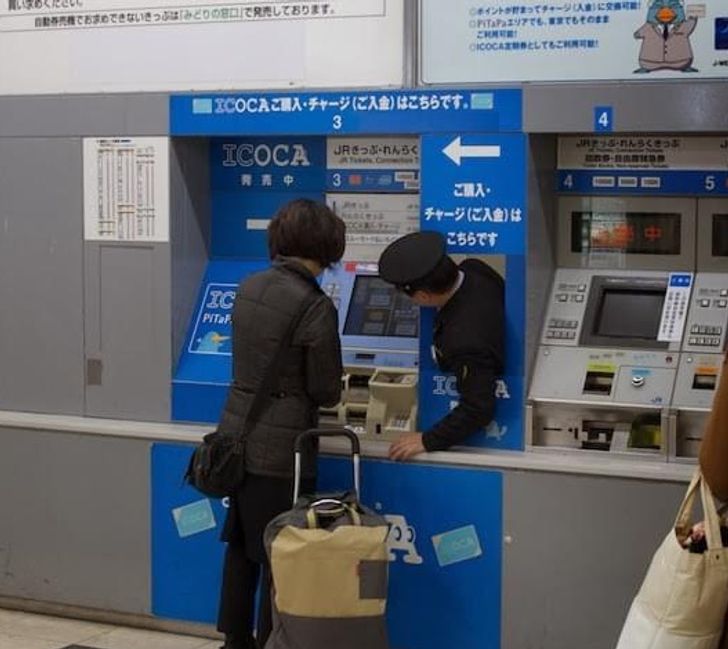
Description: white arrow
442,136,501,166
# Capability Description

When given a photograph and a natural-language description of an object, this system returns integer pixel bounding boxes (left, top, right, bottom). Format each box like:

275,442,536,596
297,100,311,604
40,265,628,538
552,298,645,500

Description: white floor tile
81,627,212,649
0,611,112,643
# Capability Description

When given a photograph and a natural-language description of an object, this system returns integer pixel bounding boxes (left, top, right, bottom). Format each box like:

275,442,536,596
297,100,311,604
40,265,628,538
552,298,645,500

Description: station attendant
378,231,505,461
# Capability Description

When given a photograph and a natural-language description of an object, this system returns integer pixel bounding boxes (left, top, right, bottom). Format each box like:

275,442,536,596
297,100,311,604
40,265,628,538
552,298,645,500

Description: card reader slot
692,373,717,391
583,371,614,395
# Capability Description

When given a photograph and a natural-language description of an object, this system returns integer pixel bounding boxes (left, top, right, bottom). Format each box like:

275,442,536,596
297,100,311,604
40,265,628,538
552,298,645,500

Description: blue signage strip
210,137,326,258
170,89,523,136
418,129,526,450
420,133,527,255
417,256,526,451
210,137,326,192
325,169,420,193
558,170,728,195
152,443,503,649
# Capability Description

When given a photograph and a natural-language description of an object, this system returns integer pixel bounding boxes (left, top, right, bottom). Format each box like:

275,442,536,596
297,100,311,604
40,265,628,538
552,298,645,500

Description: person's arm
677,16,698,36
699,354,728,501
422,358,497,452
299,296,343,408
634,23,649,39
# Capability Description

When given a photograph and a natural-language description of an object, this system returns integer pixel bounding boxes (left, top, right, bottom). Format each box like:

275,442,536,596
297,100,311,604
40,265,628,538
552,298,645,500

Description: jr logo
384,514,424,565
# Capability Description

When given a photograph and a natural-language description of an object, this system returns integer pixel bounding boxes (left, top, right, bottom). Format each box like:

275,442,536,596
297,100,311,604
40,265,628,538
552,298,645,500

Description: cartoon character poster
421,0,728,84
634,1,700,73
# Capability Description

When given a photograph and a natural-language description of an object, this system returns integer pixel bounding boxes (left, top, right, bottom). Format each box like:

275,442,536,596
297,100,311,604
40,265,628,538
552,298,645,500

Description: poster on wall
0,0,404,95
421,0,728,83
83,137,170,242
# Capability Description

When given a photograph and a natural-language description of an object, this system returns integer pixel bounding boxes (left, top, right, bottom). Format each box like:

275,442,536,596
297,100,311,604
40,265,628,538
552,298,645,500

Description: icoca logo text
222,143,311,168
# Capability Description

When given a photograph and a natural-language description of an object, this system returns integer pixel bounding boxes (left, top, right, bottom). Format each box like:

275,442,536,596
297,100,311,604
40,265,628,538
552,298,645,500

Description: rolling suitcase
263,429,390,649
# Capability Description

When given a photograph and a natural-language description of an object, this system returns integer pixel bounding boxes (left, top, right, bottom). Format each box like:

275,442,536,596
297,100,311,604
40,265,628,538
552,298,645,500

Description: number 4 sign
594,106,614,133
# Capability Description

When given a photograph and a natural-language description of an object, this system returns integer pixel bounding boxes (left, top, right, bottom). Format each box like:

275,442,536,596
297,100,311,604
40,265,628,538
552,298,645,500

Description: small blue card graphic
172,499,217,538
431,524,483,567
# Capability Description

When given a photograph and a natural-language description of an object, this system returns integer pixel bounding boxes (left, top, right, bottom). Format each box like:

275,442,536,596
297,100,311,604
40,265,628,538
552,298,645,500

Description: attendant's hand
388,432,426,462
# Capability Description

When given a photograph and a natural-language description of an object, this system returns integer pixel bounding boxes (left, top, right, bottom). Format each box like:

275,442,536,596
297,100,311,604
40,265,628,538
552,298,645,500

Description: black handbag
184,290,319,498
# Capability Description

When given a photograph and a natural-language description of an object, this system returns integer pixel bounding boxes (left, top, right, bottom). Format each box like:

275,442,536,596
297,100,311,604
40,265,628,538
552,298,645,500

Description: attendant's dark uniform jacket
423,258,505,452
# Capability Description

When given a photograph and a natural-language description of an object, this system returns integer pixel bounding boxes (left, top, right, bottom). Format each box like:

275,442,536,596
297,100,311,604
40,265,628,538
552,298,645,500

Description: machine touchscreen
343,275,419,339
594,289,665,340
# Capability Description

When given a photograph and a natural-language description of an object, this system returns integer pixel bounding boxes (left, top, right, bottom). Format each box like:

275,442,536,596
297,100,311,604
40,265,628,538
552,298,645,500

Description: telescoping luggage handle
293,428,361,504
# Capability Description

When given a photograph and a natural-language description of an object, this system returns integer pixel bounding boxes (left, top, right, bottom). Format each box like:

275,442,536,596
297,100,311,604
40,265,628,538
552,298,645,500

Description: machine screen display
595,289,665,340
571,211,681,255
343,276,419,338
712,214,728,257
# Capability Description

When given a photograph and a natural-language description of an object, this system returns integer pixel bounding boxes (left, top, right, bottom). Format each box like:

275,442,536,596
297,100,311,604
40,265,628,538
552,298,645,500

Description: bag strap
240,289,320,437
675,470,724,550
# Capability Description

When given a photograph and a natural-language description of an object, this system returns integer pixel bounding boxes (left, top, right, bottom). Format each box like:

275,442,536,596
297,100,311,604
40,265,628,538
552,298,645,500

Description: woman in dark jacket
217,199,345,649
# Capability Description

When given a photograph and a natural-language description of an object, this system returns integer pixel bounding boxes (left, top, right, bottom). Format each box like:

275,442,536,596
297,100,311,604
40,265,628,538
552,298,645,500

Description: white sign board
83,137,170,242
421,0,728,83
558,135,728,170
327,193,419,247
327,137,420,170
0,0,404,94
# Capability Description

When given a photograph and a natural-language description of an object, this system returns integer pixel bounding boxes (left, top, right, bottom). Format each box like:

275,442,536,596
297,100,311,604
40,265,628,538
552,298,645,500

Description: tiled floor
0,609,220,649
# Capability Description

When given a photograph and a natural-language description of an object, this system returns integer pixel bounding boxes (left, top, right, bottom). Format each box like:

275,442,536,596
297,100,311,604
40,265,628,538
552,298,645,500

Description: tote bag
616,472,728,649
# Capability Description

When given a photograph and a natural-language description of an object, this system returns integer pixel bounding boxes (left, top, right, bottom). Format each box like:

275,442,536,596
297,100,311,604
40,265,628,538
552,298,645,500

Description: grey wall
525,135,558,381
0,138,85,415
524,81,728,133
84,243,171,421
502,470,686,649
0,96,175,421
0,94,168,138
170,139,210,372
0,427,150,614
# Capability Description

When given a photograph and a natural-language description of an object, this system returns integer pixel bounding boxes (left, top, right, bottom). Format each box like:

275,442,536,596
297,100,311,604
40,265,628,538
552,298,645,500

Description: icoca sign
221,143,311,168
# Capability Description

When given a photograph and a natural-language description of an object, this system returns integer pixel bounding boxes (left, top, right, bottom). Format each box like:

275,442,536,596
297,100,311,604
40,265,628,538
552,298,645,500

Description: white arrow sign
442,136,501,166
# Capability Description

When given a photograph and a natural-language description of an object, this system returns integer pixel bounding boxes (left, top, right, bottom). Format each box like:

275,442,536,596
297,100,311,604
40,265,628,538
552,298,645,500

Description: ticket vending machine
528,196,696,458
172,135,422,432
672,198,728,459
318,262,419,439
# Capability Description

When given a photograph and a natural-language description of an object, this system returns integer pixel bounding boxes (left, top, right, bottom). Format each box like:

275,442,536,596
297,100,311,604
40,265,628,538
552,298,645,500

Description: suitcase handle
293,428,361,504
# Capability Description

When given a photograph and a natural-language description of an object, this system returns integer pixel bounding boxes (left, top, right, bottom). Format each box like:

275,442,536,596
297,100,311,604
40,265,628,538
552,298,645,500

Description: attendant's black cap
378,231,447,292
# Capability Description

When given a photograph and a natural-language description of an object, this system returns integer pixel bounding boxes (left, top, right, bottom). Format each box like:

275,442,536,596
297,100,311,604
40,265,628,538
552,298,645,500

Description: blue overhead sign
558,170,728,195
210,137,326,258
171,89,523,135
421,133,527,255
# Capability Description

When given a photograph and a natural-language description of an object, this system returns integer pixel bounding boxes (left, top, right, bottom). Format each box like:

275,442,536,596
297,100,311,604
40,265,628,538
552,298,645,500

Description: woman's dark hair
267,199,346,268
407,256,459,295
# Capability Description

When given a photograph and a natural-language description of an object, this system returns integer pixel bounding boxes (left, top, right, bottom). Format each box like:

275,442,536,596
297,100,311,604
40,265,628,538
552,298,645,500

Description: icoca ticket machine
319,262,419,441
528,196,728,460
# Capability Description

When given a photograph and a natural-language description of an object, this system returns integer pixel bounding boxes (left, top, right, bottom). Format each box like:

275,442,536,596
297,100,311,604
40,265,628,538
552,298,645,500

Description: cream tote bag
616,473,728,649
